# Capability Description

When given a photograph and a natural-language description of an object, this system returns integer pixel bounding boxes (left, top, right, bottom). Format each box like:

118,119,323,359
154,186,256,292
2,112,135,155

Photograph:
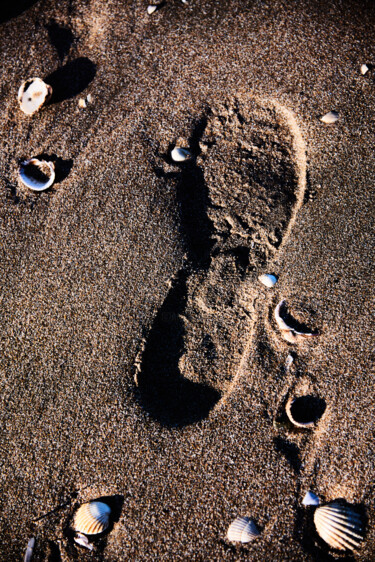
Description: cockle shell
302,491,320,506
227,516,260,543
73,501,111,536
320,111,339,124
274,300,318,344
258,273,277,288
19,159,55,191
171,147,191,162
18,78,52,115
314,502,364,551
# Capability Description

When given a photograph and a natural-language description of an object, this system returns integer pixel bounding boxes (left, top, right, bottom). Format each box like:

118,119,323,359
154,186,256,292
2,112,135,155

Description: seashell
78,98,87,108
274,300,318,344
320,111,339,124
314,502,364,550
19,159,55,192
285,394,326,428
227,516,260,543
258,273,277,288
18,78,52,115
147,5,157,14
302,491,320,506
285,353,294,370
171,147,191,162
86,94,93,104
360,64,369,75
73,501,111,536
74,533,94,551
24,537,35,562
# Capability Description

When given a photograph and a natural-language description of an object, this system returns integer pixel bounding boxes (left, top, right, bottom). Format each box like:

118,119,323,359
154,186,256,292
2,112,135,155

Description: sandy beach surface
0,0,374,560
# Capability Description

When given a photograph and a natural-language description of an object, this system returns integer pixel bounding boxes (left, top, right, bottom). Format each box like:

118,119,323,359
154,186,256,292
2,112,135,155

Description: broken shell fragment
285,395,326,428
171,147,191,162
18,78,52,115
227,516,260,543
360,64,369,75
147,5,157,14
24,537,35,562
320,111,339,124
258,273,277,288
274,300,318,344
73,501,111,536
314,502,364,551
302,491,320,506
74,533,94,551
19,159,55,192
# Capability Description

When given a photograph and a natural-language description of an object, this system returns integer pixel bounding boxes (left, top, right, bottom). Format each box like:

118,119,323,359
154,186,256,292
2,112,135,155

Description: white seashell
274,300,318,344
24,537,35,562
320,111,339,124
171,147,191,162
227,516,260,543
147,5,157,14
285,353,294,370
19,159,55,192
258,273,277,288
86,94,93,104
314,502,364,551
360,64,369,75
73,501,111,536
74,533,94,551
78,98,87,108
302,491,320,506
18,78,52,115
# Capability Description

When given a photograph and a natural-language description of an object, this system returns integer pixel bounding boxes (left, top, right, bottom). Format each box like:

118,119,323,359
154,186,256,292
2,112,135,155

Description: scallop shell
314,502,364,551
320,111,339,124
274,300,318,344
19,159,55,192
171,147,191,162
227,516,260,543
302,491,320,506
73,501,111,536
18,78,52,115
258,273,277,288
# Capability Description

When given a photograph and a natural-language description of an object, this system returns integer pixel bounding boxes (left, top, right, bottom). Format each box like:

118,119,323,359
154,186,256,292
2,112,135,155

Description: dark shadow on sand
0,0,38,23
45,58,96,104
46,19,75,62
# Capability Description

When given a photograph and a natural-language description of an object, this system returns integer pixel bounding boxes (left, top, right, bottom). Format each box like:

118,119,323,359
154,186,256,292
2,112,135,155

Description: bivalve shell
320,111,339,124
227,516,260,543
73,501,111,536
302,491,320,506
314,502,364,551
147,5,157,14
18,78,52,115
258,273,277,288
274,300,318,344
19,159,55,192
171,147,191,162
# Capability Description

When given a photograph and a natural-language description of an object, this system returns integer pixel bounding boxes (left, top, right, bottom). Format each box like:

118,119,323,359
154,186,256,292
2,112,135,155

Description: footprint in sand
137,96,307,426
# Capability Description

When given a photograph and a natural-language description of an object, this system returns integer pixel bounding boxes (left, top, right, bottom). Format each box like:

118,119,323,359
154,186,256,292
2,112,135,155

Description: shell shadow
273,436,302,474
34,153,73,184
0,0,38,23
44,58,96,104
46,19,75,62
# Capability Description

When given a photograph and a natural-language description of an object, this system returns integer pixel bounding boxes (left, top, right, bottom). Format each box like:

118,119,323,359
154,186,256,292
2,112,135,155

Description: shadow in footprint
34,153,73,184
273,436,302,474
0,0,38,23
138,270,221,427
46,19,75,62
45,58,96,104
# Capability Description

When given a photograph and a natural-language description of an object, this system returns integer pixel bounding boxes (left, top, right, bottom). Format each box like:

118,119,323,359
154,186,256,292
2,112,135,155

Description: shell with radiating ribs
227,516,260,543
314,502,364,551
73,501,111,536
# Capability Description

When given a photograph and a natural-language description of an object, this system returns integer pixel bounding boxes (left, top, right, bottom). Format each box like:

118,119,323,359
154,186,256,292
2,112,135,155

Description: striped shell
19,159,55,191
18,78,52,115
227,516,260,543
314,502,364,551
73,501,111,536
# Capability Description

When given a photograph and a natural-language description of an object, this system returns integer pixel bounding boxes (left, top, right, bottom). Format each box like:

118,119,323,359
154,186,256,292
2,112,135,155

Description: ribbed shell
227,516,260,543
74,501,111,536
314,502,364,551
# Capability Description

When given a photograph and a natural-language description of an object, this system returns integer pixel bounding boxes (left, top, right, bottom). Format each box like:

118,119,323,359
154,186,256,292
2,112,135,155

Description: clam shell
147,5,157,14
73,501,111,536
227,516,260,543
258,273,277,288
302,491,320,506
19,159,55,192
314,502,364,551
285,395,325,428
274,300,318,344
320,111,339,124
360,64,369,75
171,147,191,162
18,78,52,115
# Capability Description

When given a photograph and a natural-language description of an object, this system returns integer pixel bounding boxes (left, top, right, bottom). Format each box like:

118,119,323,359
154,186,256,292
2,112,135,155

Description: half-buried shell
314,502,364,551
171,147,191,162
227,516,260,543
274,300,318,344
19,159,55,191
73,501,111,536
18,78,52,115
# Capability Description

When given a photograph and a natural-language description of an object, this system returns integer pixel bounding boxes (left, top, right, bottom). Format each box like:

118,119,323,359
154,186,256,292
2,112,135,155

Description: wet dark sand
0,0,374,560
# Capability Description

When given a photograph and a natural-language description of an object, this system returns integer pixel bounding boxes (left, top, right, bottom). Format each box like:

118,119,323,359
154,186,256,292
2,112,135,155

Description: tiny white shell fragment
171,147,191,162
314,502,364,551
86,94,93,104
285,353,294,370
74,533,94,551
24,537,35,562
227,516,260,543
320,111,339,124
360,64,369,75
147,5,157,14
19,159,55,192
302,491,320,506
18,78,52,115
78,98,87,108
274,300,318,344
258,273,277,288
73,501,111,536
